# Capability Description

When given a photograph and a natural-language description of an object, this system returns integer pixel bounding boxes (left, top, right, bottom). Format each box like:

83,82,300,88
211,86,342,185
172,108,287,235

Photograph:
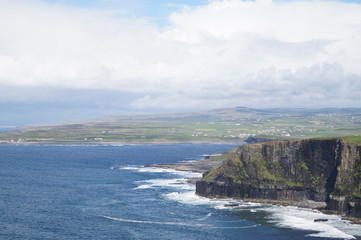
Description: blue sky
0,0,361,126
43,0,209,25
42,0,361,25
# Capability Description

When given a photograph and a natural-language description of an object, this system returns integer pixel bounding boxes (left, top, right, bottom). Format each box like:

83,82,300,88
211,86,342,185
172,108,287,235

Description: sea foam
116,164,361,239
266,205,359,239
135,178,194,190
103,215,211,227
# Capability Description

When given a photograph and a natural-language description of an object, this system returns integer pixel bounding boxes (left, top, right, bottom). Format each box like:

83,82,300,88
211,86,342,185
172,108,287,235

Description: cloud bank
0,0,361,110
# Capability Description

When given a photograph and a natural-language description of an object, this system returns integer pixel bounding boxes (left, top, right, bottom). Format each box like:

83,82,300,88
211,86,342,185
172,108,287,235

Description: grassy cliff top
341,136,361,146
246,136,361,146
308,136,361,146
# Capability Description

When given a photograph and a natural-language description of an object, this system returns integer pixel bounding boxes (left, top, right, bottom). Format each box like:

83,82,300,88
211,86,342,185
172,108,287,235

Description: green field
1,107,360,144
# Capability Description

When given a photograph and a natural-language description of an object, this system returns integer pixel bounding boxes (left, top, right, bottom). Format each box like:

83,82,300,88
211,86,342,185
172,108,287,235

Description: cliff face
196,138,361,218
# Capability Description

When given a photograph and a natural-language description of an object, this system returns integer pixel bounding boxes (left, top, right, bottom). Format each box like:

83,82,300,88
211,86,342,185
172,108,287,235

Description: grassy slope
342,136,361,146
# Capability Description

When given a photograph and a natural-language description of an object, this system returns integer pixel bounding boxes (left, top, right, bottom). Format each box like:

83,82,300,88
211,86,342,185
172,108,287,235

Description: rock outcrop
196,138,361,218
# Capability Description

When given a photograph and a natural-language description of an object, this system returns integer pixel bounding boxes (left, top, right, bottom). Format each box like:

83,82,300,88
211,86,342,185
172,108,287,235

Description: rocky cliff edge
196,137,361,219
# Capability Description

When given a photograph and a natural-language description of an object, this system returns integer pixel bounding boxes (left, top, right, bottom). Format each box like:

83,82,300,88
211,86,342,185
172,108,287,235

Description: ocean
0,144,360,240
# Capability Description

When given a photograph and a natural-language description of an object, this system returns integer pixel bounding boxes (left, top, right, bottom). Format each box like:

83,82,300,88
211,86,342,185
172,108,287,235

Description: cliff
196,137,361,218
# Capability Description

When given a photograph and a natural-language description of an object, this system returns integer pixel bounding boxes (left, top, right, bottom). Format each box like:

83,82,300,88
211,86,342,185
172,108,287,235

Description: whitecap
117,161,360,238
111,166,140,170
102,215,256,229
102,216,211,227
137,167,179,173
208,224,259,229
164,191,235,208
134,184,153,189
164,190,264,212
266,205,358,239
197,212,212,221
113,165,202,179
135,178,194,190
137,167,202,178
165,189,360,239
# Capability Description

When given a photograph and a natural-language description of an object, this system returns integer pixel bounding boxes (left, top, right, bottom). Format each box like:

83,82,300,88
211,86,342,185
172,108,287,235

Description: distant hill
0,107,360,144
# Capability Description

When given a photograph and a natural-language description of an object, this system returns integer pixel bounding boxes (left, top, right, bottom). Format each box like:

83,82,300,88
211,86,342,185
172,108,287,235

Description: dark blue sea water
1,144,360,240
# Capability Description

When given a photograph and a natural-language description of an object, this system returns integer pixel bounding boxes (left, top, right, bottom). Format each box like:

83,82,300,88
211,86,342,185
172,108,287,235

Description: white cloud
0,0,360,110
131,63,361,109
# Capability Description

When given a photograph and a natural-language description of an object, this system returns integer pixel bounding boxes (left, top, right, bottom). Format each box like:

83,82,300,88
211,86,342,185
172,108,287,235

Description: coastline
149,155,361,225
144,156,224,184
0,140,244,146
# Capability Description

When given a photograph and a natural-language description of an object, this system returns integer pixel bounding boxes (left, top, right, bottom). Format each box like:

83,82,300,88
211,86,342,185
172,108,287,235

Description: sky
1,0,361,126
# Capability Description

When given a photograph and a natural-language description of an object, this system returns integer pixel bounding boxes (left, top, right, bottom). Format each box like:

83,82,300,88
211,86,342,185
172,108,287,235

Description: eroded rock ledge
196,138,361,219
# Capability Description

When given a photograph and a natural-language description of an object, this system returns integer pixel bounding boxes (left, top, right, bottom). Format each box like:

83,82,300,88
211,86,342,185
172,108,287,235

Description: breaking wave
115,164,361,239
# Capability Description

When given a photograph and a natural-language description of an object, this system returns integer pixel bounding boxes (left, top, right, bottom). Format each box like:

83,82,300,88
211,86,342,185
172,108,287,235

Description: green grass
1,107,360,143
299,160,310,171
341,136,361,146
352,192,361,198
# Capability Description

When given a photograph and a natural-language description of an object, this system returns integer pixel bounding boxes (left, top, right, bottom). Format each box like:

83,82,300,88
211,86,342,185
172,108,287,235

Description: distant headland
0,107,360,144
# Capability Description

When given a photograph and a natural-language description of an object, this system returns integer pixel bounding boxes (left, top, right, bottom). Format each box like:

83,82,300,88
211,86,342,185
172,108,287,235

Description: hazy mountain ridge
1,107,360,144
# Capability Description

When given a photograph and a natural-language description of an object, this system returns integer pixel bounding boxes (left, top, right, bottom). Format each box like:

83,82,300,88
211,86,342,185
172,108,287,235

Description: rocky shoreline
149,154,361,225
145,155,224,173
145,155,224,184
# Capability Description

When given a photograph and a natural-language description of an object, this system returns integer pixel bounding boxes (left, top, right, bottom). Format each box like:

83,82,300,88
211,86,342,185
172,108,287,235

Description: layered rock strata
196,138,361,218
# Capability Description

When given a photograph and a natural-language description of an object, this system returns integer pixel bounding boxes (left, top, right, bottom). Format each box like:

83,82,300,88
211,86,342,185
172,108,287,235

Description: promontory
196,137,361,220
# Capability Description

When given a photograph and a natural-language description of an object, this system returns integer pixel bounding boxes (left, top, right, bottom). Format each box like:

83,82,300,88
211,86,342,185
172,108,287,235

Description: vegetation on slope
0,107,360,143
203,137,361,192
